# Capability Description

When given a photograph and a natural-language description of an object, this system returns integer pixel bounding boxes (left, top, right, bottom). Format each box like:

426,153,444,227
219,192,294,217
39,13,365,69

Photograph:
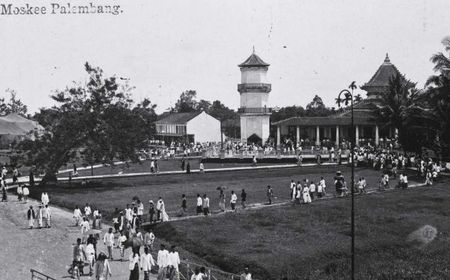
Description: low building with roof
154,111,221,143
272,54,412,148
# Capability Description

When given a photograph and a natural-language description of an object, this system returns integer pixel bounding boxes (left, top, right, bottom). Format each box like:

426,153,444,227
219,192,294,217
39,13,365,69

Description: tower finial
384,53,390,63
252,46,255,54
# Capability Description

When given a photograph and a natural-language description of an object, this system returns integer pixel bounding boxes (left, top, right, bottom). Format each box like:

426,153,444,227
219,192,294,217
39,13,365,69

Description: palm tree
375,74,429,151
424,36,450,159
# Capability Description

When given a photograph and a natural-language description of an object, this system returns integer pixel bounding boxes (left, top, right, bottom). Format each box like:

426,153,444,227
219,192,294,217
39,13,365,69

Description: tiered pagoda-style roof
361,53,414,99
238,48,270,68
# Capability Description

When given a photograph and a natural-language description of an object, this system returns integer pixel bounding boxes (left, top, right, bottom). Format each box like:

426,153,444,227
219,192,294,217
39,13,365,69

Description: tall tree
5,89,28,116
18,63,157,182
173,90,198,112
305,94,334,116
424,36,450,158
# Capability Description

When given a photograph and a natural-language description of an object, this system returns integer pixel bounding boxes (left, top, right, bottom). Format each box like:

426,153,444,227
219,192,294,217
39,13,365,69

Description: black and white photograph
1,0,450,279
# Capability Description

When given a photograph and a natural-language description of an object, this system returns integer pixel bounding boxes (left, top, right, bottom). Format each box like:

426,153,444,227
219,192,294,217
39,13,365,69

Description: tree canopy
17,63,157,182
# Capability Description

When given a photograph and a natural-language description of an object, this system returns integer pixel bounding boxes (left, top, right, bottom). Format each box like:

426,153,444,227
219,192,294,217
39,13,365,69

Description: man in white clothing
73,206,82,226
42,205,51,228
103,227,115,260
230,191,237,211
157,244,169,280
168,245,181,280
196,194,203,215
141,247,155,280
84,203,92,219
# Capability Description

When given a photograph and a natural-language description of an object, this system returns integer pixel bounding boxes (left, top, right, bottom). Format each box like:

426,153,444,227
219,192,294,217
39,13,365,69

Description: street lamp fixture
336,81,357,280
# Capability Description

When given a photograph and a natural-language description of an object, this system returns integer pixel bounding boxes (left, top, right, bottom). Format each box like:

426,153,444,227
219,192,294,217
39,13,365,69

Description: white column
355,125,359,146
315,126,320,146
335,125,340,147
276,126,281,147
375,125,379,146
296,126,300,146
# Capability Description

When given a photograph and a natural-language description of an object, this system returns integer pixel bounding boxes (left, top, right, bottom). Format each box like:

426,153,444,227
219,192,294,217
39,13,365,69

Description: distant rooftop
361,53,412,90
238,48,270,68
155,111,202,125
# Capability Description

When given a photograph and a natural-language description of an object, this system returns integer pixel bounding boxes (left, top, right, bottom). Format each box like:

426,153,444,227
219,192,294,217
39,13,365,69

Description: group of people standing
289,177,327,203
26,192,51,229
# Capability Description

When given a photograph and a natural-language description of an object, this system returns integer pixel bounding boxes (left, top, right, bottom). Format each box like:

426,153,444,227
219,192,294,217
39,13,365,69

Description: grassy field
32,165,407,221
154,182,450,279
56,158,292,177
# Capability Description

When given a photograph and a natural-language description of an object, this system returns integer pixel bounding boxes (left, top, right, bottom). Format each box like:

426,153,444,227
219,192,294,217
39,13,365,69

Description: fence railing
30,269,56,280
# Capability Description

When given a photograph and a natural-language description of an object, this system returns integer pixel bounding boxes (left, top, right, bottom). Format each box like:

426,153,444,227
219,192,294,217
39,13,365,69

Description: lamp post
336,81,357,280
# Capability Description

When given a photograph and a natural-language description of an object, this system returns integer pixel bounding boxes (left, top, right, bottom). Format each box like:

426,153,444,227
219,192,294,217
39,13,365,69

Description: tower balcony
238,83,271,93
238,107,272,114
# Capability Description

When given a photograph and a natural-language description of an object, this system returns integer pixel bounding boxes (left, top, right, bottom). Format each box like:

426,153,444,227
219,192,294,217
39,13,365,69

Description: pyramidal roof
238,48,270,68
361,53,406,90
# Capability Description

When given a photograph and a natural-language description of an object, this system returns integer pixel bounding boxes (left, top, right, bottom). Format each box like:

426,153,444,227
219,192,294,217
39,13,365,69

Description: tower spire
252,45,255,54
384,53,390,63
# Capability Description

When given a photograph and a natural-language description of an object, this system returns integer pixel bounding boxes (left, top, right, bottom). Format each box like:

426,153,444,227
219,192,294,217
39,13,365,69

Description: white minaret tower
238,48,272,144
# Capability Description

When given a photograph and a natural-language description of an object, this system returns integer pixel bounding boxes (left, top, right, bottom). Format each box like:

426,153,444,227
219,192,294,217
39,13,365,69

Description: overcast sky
1,0,449,113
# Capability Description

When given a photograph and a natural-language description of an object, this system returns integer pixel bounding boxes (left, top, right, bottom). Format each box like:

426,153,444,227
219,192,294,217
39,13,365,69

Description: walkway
0,196,156,280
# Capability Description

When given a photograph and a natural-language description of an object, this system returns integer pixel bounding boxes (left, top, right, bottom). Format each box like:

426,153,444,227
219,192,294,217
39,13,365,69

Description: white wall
240,67,268,84
240,92,270,107
186,111,221,143
240,115,270,142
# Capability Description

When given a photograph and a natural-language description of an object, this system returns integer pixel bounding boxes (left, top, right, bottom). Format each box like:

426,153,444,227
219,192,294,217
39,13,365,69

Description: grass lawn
56,158,291,177
154,182,450,279
32,165,408,221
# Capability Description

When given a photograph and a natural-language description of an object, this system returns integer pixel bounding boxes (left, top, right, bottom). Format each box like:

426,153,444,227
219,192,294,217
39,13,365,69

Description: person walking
80,217,90,243
1,183,7,202
181,194,187,214
140,247,155,280
27,205,36,229
42,205,51,228
290,180,296,201
309,181,316,201
17,184,23,201
156,198,164,221
196,194,203,215
148,200,155,223
157,244,169,280
266,185,274,205
73,206,82,226
94,252,112,280
36,205,43,229
302,184,312,204
22,185,29,202
199,161,205,173
72,238,87,278
128,248,140,280
230,191,237,212
41,192,49,206
12,167,19,184
168,245,181,280
86,241,96,276
103,228,115,260
241,189,247,209
186,161,191,174
143,229,155,251
202,194,210,216
219,189,226,212
117,232,127,261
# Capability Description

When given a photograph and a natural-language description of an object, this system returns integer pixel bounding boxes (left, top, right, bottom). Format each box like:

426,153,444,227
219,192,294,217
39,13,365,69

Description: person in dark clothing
241,189,247,209
148,200,155,223
29,169,35,187
181,158,185,171
181,194,187,213
186,161,191,174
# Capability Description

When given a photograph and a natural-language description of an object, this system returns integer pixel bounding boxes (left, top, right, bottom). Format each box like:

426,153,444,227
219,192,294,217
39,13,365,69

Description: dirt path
0,196,156,280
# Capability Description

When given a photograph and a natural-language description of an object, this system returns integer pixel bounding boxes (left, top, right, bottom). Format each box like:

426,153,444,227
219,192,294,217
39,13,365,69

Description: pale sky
1,0,449,113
